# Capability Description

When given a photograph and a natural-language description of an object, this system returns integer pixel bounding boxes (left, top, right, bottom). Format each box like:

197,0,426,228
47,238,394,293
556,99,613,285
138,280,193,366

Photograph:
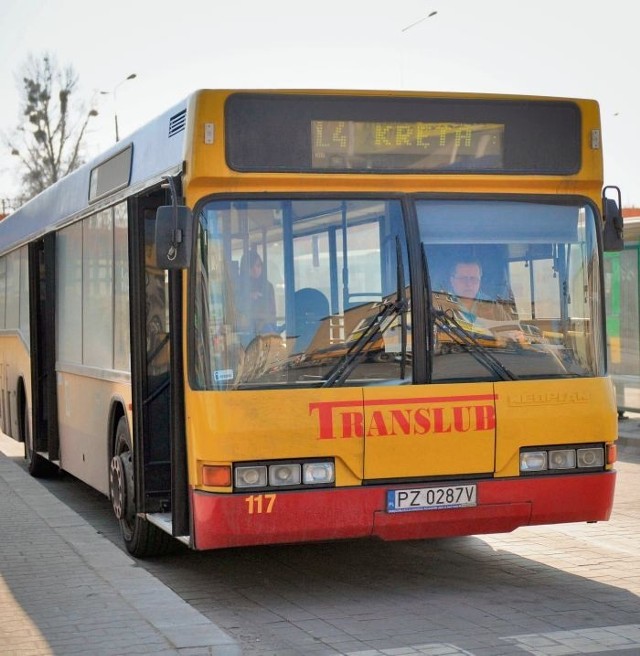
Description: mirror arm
161,175,183,262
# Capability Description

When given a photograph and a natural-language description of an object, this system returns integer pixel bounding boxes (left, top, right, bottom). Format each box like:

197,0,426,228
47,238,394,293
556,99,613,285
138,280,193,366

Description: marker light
202,465,231,487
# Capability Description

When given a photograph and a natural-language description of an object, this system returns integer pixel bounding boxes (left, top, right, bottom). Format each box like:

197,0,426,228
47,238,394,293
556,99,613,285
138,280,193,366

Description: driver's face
451,263,482,299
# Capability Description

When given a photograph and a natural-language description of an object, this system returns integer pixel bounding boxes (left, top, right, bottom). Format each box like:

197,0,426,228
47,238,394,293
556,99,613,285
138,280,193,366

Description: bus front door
130,198,188,538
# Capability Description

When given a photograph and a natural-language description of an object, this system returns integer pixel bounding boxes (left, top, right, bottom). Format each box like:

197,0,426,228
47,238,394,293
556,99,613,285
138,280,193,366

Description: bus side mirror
602,186,624,252
155,205,193,269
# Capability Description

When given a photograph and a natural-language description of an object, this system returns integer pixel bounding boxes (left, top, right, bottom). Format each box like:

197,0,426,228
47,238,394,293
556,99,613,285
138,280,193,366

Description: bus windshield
191,197,603,390
419,199,604,381
192,199,410,390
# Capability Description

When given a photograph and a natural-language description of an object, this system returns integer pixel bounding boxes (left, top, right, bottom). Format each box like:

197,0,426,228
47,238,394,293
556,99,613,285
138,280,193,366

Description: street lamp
401,10,437,32
101,73,137,142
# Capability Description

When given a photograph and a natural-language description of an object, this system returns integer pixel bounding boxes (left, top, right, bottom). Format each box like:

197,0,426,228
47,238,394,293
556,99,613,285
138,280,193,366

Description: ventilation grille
168,109,187,137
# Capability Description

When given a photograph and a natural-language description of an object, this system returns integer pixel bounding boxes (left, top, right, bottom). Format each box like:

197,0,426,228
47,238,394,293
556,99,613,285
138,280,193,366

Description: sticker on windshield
213,369,234,383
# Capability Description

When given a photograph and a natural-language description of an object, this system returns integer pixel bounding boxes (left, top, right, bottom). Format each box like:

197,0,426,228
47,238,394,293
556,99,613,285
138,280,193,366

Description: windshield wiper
322,297,407,387
395,237,408,380
323,245,408,387
433,308,518,381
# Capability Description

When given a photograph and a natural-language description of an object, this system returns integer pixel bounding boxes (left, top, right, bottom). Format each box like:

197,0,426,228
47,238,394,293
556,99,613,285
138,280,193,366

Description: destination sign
225,93,581,174
311,120,504,170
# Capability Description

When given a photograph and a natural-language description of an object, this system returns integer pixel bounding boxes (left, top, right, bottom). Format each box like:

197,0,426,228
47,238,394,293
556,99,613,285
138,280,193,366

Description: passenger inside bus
236,249,277,344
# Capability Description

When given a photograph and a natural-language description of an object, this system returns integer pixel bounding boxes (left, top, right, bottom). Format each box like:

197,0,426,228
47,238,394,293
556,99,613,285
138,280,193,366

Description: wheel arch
108,397,129,462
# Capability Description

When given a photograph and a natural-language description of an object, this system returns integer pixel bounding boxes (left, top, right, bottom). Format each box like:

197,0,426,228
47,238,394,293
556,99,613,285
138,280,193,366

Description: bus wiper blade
322,298,407,387
395,236,408,381
434,308,518,381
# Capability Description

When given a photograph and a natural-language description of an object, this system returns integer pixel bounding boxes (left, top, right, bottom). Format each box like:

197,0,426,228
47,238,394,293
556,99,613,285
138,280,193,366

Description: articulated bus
0,90,624,557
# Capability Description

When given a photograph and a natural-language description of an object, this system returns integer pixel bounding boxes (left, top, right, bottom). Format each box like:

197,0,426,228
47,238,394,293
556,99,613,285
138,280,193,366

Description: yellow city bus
0,89,624,557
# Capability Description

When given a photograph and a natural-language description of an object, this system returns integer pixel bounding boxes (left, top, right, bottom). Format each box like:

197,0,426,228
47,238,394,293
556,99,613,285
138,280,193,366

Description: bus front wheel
23,407,56,478
109,416,173,557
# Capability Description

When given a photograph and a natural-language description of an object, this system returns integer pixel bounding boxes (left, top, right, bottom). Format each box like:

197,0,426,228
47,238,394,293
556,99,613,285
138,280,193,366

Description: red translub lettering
475,404,496,430
389,409,411,435
341,412,364,438
414,408,431,434
366,410,389,437
309,403,337,439
433,407,452,433
453,406,471,432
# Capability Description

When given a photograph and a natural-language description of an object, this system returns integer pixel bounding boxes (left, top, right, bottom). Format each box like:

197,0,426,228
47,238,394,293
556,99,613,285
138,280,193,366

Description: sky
1,0,639,206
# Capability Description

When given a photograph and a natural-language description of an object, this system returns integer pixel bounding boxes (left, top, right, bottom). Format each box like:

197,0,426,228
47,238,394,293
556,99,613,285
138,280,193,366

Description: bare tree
6,53,97,201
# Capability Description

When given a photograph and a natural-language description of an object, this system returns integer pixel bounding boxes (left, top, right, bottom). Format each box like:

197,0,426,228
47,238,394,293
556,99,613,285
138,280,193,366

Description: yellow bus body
0,89,617,555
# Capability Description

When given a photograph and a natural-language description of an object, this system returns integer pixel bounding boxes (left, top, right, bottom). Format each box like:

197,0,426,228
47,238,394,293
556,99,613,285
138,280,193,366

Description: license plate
387,484,477,513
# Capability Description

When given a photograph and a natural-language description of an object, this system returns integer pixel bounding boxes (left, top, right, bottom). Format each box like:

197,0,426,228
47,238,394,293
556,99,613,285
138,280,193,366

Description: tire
109,416,174,558
24,408,57,478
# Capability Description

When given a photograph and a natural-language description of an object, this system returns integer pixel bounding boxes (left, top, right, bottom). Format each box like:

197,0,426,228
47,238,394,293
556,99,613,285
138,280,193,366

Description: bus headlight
548,449,576,470
232,459,335,490
303,462,335,484
235,465,268,488
520,451,547,472
269,463,301,486
577,447,604,468
520,444,606,474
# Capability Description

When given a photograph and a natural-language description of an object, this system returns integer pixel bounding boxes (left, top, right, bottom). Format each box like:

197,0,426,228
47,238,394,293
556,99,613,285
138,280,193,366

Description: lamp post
101,73,137,142
399,10,438,88
401,10,437,32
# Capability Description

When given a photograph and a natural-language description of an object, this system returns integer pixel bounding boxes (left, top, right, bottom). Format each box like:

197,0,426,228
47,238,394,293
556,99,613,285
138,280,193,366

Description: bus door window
144,214,170,380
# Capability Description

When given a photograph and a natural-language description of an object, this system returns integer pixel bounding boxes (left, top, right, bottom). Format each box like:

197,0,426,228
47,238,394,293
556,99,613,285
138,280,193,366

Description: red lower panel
191,471,616,550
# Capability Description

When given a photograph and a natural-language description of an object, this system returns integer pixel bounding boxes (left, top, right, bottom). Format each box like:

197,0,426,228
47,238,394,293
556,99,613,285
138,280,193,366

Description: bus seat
294,288,330,352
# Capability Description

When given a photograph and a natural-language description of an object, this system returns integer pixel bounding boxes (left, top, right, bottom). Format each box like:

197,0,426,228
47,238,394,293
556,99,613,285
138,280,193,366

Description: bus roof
0,88,600,257
0,95,189,256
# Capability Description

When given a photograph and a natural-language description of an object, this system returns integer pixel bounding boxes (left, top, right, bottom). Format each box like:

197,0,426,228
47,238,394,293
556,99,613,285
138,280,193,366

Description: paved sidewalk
1,418,638,656
0,433,240,656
